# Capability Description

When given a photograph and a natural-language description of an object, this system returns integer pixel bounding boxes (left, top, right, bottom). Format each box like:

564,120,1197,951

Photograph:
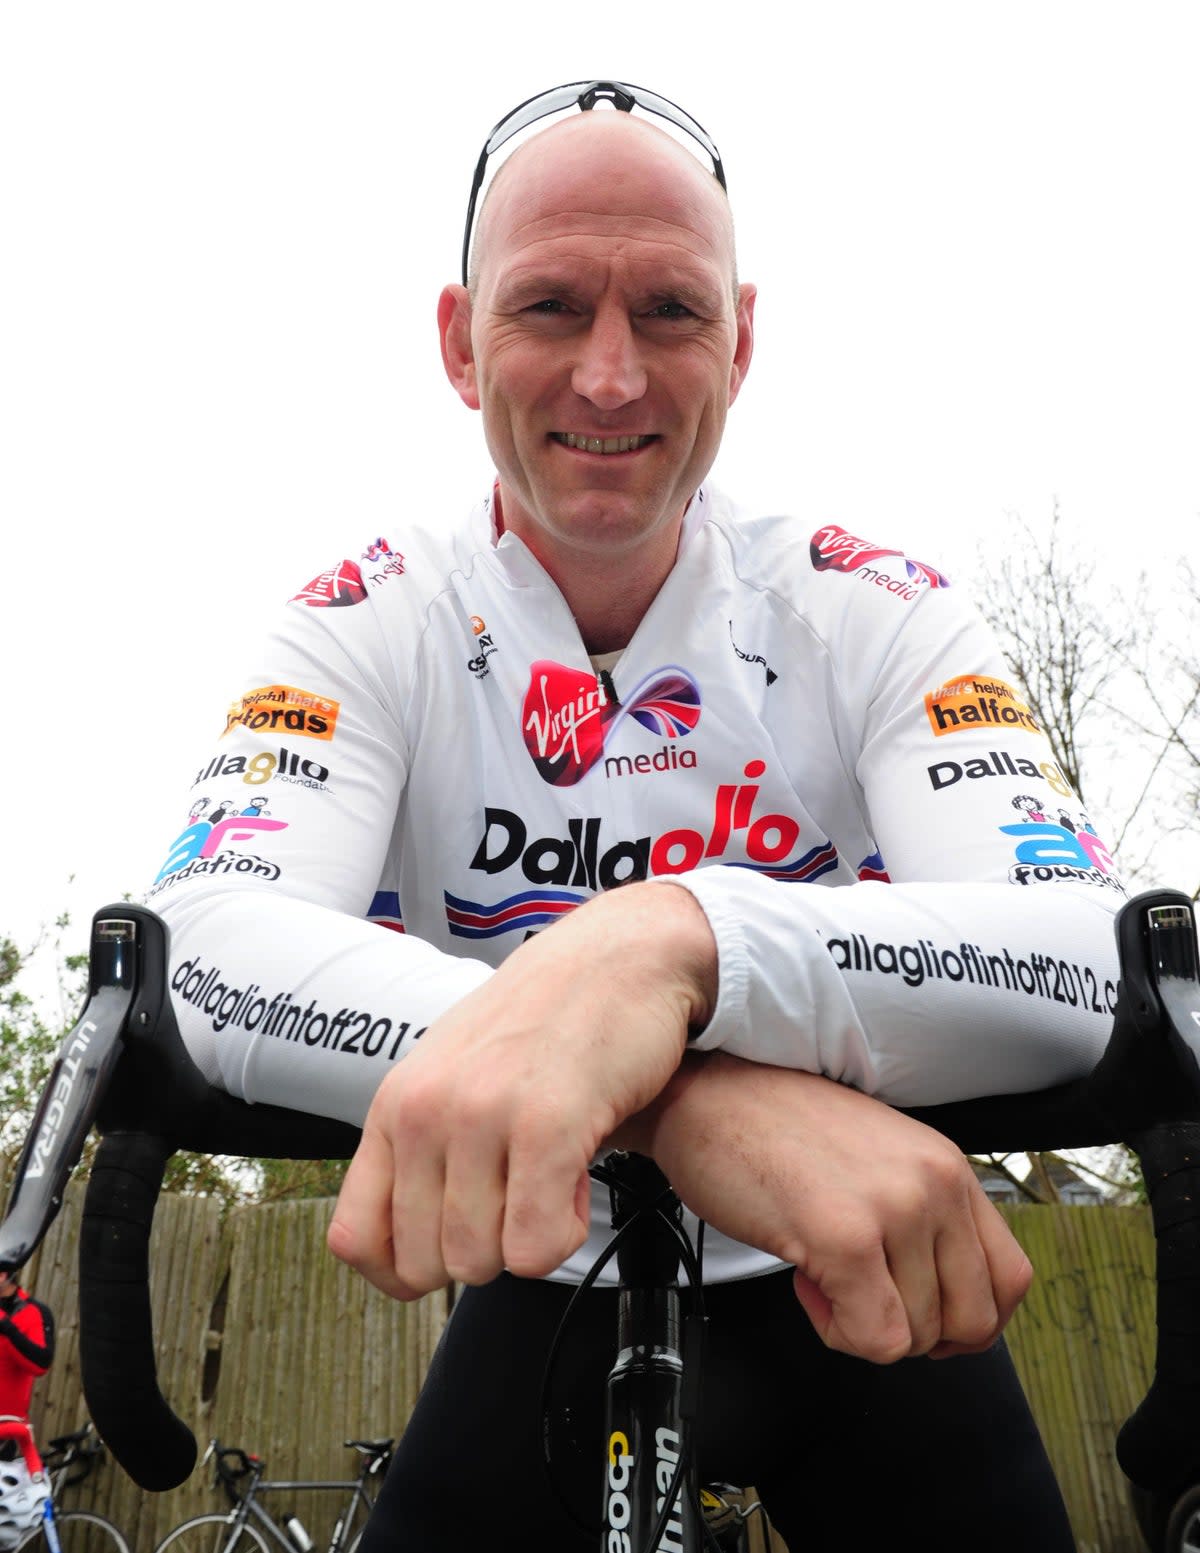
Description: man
151,82,1121,1547
0,1270,53,1428
0,1270,54,1550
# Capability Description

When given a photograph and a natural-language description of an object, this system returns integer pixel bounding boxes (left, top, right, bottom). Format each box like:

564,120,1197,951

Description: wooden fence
4,1164,1164,1551
8,1172,450,1552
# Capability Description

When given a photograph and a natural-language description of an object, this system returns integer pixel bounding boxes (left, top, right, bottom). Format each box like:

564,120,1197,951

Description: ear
727,283,756,405
438,284,479,409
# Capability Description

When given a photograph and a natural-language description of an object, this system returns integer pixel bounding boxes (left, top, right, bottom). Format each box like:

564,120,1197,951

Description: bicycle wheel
1166,1484,1200,1553
152,1512,270,1553
16,1509,131,1553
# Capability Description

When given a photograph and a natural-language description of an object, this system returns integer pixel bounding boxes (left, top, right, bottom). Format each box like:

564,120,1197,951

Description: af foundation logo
521,661,701,785
810,524,949,601
1000,804,1123,892
150,810,289,895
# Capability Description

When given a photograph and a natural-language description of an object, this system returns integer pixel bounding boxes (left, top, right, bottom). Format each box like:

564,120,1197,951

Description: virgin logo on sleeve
291,538,405,607
809,525,949,597
521,661,702,785
292,559,369,608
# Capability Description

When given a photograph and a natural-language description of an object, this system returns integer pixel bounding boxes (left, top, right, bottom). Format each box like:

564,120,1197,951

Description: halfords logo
924,675,1041,738
522,660,701,786
470,762,838,890
223,685,340,741
810,524,949,597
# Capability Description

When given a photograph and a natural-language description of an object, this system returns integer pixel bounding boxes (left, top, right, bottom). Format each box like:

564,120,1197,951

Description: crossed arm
327,880,1032,1364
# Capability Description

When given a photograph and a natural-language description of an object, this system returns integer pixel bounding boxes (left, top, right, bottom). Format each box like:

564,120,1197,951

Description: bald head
468,112,738,299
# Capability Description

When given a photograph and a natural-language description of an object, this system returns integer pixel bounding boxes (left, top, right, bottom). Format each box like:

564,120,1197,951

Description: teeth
557,433,649,454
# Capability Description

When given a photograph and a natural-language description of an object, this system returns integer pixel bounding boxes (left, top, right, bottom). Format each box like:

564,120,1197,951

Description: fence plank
999,1203,1157,1553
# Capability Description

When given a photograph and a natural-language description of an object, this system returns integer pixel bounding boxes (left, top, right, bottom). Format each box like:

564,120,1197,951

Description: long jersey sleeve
147,488,1125,1279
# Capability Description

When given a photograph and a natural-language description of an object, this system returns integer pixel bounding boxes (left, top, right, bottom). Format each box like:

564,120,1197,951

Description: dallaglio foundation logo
521,660,702,785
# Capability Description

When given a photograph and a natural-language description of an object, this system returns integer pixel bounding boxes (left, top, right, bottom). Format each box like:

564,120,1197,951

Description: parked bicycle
151,1437,392,1553
0,1419,130,1553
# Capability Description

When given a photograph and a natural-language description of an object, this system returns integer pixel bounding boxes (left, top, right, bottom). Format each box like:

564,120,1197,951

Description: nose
571,307,648,410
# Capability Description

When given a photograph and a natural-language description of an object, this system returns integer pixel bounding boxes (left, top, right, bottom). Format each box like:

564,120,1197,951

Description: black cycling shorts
359,1268,1075,1552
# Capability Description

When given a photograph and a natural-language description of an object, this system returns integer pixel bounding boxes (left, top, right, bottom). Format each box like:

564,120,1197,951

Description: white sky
2,1,1199,999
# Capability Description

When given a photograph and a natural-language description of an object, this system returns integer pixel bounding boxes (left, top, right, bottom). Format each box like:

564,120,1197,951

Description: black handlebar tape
79,1129,197,1491
1115,1120,1200,1495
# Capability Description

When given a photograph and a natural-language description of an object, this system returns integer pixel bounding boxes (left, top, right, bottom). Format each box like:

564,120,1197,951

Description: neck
495,489,688,654
562,558,670,654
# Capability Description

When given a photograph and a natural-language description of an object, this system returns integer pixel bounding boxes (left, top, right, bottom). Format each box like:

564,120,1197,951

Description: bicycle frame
203,1446,379,1553
239,1476,374,1553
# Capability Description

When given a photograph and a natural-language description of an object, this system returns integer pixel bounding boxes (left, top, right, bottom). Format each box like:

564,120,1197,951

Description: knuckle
864,1326,913,1366
949,1310,1001,1349
326,1216,367,1268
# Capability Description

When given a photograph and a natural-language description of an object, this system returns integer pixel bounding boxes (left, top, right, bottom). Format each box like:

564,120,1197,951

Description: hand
327,882,717,1299
617,1052,1032,1364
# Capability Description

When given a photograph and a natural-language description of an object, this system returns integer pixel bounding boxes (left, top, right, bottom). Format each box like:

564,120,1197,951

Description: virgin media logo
521,661,702,786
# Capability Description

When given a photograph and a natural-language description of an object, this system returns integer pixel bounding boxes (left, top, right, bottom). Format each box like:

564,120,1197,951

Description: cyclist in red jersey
0,1270,54,1550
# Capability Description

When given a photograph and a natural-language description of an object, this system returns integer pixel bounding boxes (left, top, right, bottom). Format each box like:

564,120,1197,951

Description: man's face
440,115,754,567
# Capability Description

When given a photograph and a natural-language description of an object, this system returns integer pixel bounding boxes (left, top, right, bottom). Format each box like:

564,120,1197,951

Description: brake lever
0,915,139,1273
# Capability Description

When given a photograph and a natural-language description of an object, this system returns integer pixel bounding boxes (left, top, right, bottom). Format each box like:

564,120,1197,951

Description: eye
646,300,696,321
526,298,571,315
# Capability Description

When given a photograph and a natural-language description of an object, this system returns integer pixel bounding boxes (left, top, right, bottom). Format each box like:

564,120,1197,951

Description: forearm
667,868,1120,1105
160,887,493,1123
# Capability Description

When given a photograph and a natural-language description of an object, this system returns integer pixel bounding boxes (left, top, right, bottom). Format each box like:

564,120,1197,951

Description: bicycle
151,1437,391,1553
2,890,1200,1552
0,1418,130,1553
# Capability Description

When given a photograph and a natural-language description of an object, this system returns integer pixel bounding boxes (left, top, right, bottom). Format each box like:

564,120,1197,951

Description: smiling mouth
552,433,656,454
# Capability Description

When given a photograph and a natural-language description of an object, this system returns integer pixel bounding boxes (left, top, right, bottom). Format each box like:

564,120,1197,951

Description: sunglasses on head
460,79,727,286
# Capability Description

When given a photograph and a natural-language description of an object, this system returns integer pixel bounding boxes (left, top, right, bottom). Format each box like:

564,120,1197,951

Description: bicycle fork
603,1286,698,1553
602,1154,701,1553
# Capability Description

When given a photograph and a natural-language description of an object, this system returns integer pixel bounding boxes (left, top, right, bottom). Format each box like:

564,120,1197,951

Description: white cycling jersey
148,484,1124,1282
